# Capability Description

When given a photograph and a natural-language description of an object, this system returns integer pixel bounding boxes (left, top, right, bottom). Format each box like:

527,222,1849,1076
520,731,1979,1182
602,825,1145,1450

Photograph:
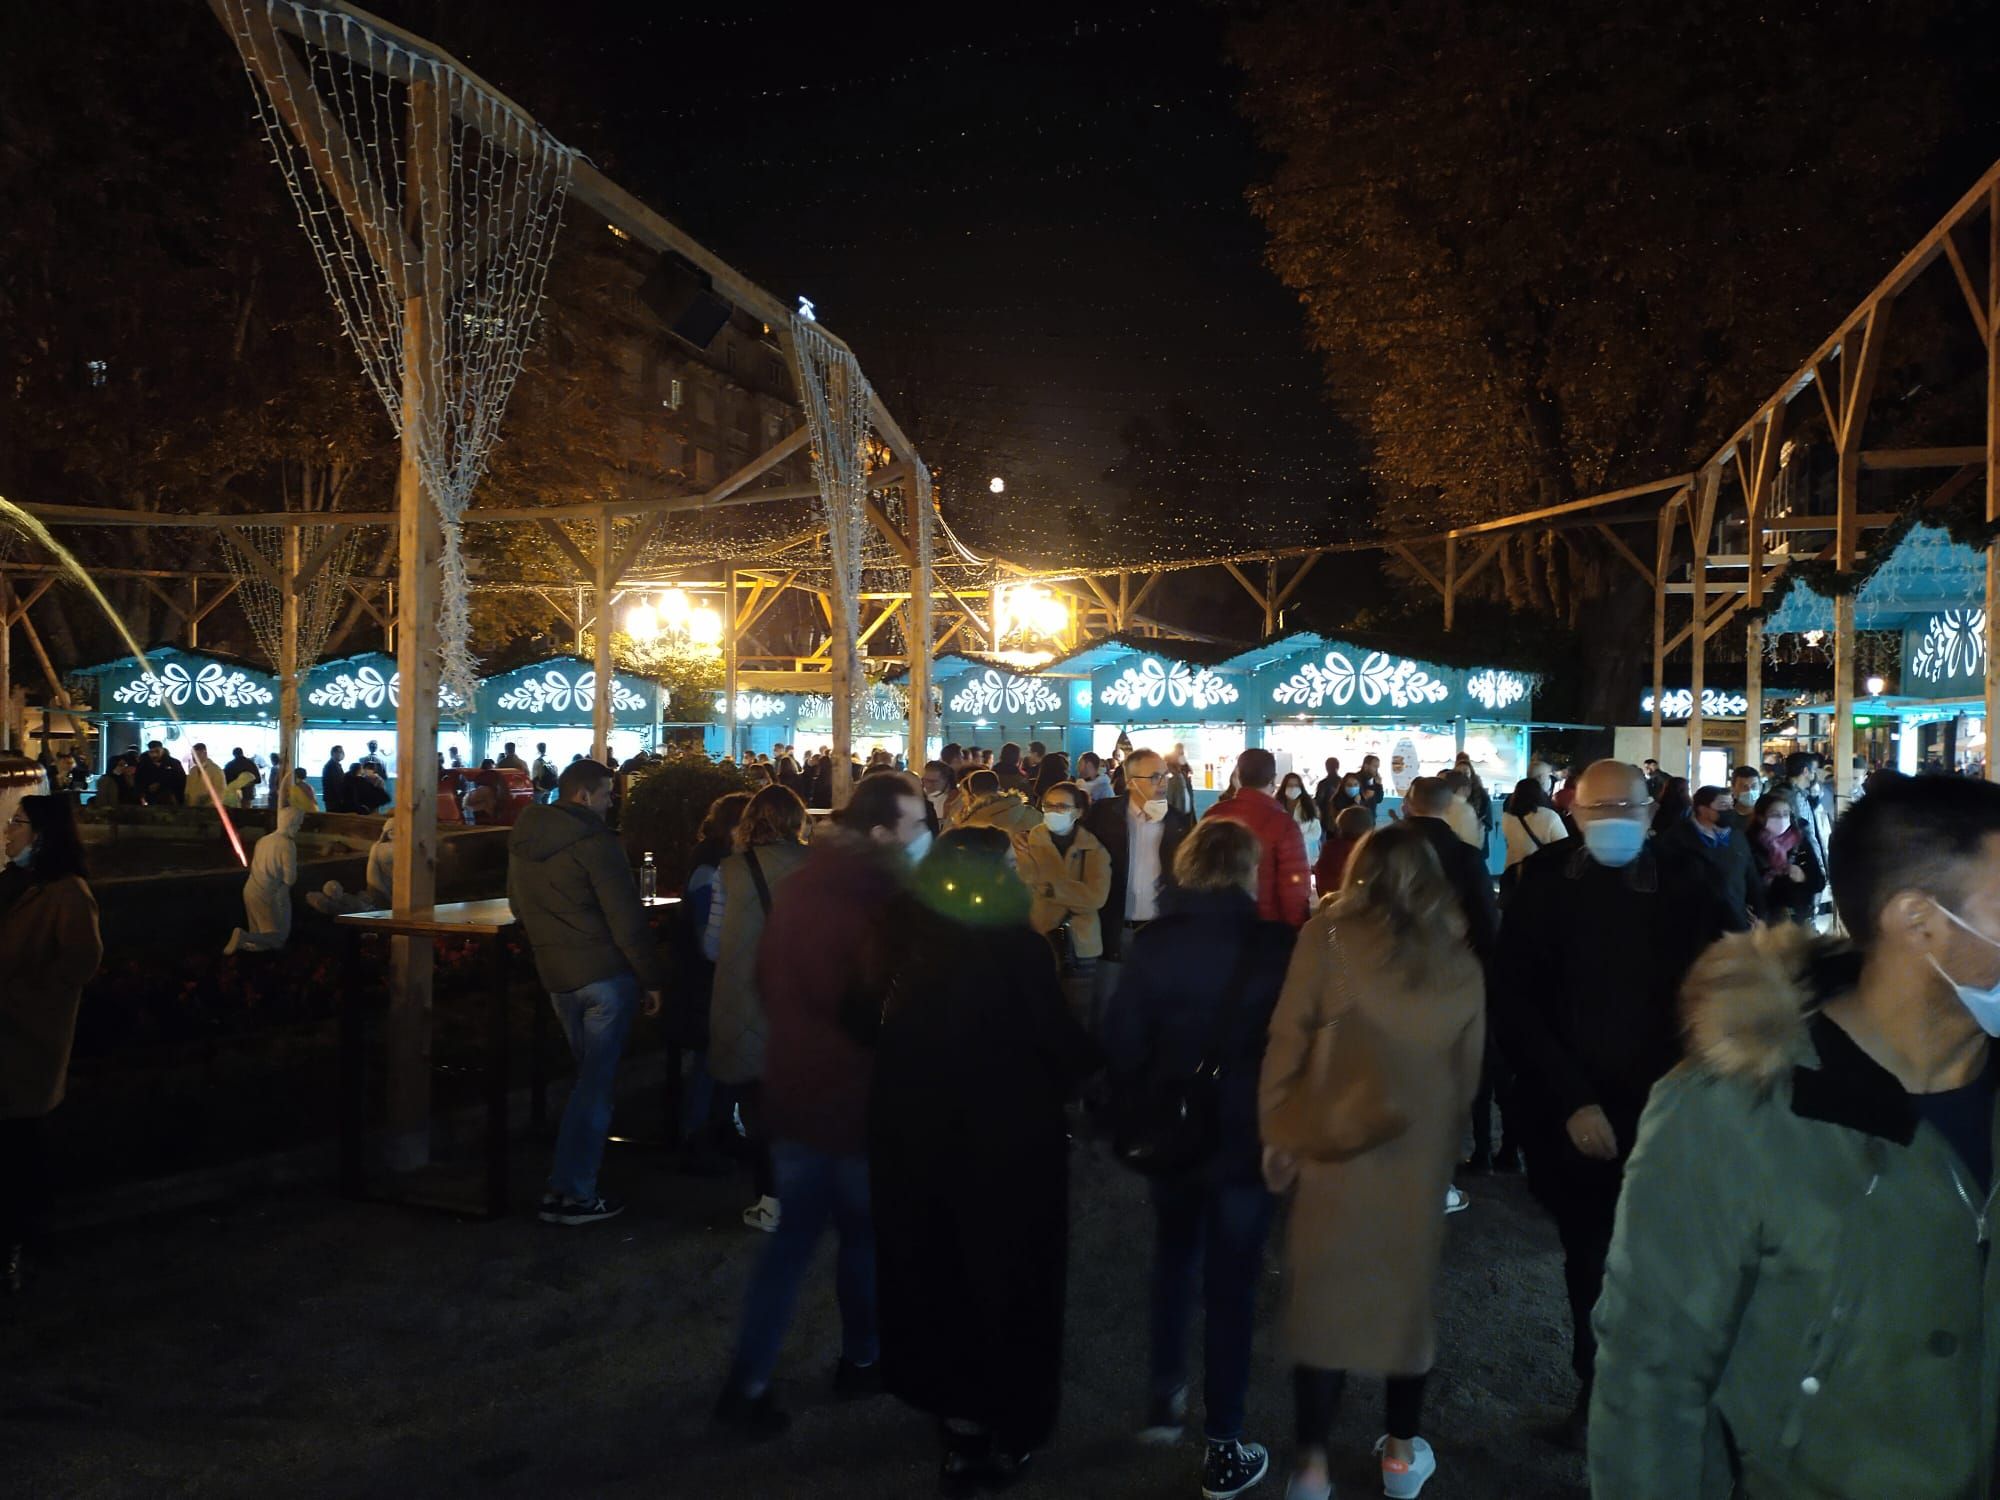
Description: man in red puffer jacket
1202,748,1310,927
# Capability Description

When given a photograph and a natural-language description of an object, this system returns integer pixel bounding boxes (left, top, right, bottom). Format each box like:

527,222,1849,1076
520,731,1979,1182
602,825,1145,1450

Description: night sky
372,0,1363,555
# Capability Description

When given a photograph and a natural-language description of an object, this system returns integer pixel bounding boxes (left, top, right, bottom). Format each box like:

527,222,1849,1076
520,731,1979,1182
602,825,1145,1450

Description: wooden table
335,896,678,1218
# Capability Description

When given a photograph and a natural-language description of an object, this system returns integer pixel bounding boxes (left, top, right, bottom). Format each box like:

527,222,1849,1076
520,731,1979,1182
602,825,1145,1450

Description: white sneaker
742,1196,780,1233
1444,1186,1469,1215
1376,1436,1435,1498
222,928,243,956
1284,1474,1333,1500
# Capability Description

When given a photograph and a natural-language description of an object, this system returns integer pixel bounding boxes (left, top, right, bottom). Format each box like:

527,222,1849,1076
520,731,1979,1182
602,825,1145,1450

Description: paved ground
4,1135,1589,1499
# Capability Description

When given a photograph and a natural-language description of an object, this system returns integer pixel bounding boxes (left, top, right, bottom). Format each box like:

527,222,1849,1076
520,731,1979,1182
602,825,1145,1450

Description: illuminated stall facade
474,657,664,769
302,651,469,787
70,646,280,773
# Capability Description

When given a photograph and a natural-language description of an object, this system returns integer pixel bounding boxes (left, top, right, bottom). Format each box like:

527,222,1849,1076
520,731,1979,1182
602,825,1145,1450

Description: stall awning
475,656,662,728
305,651,468,723
69,646,279,723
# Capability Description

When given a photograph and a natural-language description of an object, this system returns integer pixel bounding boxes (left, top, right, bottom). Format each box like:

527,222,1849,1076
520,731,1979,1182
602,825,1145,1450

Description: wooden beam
290,522,351,592
1445,474,1694,537
5,577,56,626
609,513,665,583
1389,544,1446,599
1942,225,1989,343
535,518,596,583
862,497,916,566
1837,301,1894,570
1219,559,1269,611
1272,550,1325,613
1127,571,1165,618
220,526,284,590
1858,446,1987,470
1594,524,1655,588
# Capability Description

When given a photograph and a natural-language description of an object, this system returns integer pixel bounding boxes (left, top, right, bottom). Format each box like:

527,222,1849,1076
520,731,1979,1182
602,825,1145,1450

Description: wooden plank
1389,544,1447,599
1272,550,1325,611
1445,474,1694,537
220,526,284,589
5,577,56,626
1594,524,1655,588
535,518,596,582
1858,446,1987,470
1219,559,1269,610
290,522,351,591
1942,226,1989,342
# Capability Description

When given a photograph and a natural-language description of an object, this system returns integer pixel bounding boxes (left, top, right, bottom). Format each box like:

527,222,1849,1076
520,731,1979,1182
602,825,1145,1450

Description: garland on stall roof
1746,490,2000,625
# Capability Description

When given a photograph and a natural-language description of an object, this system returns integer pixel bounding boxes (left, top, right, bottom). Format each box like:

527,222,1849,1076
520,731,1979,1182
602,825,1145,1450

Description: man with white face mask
1086,748,1194,1019
1492,758,1733,1450
1595,773,2000,1499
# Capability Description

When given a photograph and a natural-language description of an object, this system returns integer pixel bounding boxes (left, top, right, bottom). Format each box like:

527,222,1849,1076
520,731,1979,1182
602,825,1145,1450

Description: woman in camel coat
1259,821,1484,1500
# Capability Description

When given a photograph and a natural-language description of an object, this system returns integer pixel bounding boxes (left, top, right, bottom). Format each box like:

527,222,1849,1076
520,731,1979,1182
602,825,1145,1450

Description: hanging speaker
638,252,733,349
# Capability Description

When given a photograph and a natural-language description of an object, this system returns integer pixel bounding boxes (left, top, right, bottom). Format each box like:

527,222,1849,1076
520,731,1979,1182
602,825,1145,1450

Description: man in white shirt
1084,747,1193,1017
1442,769,1486,849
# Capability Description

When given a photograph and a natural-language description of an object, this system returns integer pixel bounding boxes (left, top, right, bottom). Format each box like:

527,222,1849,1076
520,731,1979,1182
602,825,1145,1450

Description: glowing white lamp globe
1865,675,1886,697
989,476,1005,494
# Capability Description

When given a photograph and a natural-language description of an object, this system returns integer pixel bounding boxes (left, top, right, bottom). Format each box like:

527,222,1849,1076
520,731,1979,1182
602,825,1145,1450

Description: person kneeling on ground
225,806,305,955
308,822,394,917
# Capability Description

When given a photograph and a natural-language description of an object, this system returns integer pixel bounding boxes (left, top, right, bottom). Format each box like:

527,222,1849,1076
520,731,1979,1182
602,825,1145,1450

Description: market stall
795,682,912,762
303,650,470,794
69,646,280,775
1083,643,1252,810
474,656,664,769
1236,632,1537,809
929,652,1086,762
693,689,797,760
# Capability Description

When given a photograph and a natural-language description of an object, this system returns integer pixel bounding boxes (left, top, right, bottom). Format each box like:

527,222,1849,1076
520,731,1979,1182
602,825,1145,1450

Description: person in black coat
1490,760,1735,1446
869,829,1100,1493
1083,748,1194,1001
1745,791,1827,924
1653,786,1760,930
321,746,350,814
1101,819,1294,1497
1400,779,1499,962
133,741,186,806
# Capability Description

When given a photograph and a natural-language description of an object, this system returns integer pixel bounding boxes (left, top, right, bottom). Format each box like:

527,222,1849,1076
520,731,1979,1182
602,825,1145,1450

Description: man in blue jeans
714,772,930,1437
507,758,663,1225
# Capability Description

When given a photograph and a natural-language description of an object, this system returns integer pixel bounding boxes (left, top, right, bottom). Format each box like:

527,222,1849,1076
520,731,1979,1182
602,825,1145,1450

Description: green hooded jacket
506,800,664,996
1591,923,2000,1498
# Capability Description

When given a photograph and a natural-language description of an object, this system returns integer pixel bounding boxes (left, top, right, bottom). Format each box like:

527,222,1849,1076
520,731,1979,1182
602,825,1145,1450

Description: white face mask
903,828,934,865
1929,903,2000,1036
9,842,33,869
1043,810,1077,837
925,789,947,810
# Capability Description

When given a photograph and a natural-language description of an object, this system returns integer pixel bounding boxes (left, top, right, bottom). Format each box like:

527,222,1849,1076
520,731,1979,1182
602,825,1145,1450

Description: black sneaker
1137,1383,1188,1444
1202,1438,1271,1499
4,1243,22,1296
540,1195,624,1226
833,1356,884,1399
713,1384,791,1441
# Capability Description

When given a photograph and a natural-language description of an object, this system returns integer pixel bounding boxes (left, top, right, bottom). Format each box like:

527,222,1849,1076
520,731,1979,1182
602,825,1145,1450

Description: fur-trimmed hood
1681,924,1859,1090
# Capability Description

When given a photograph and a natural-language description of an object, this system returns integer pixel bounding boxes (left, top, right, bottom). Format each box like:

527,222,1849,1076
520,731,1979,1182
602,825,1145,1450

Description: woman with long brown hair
1259,822,1484,1500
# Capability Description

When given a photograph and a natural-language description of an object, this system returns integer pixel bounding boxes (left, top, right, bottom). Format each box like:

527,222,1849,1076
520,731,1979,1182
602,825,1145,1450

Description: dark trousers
1147,1175,1276,1442
0,1116,47,1248
1294,1366,1428,1445
719,1081,776,1201
1469,1044,1520,1160
1529,1154,1624,1381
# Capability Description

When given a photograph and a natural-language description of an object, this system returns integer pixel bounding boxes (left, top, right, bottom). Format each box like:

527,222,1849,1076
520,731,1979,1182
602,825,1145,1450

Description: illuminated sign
495,669,646,714
1642,688,1751,720
308,661,463,713
1270,650,1450,712
1099,657,1240,713
947,668,1064,718
111,660,274,711
1465,669,1530,712
1907,609,1987,688
713,692,790,721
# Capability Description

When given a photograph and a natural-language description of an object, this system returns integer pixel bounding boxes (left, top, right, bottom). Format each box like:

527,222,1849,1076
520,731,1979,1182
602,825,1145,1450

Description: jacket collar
1792,1013,1921,1145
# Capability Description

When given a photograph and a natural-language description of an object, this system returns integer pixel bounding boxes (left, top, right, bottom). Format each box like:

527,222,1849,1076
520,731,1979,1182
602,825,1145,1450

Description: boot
4,1242,24,1295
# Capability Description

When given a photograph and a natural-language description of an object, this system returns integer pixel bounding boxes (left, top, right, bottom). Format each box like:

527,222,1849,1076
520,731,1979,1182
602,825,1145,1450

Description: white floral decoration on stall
1909,609,1987,685
1099,658,1240,712
111,660,275,710
308,664,463,712
1464,669,1529,712
1642,688,1751,719
713,692,789,721
494,668,645,714
947,669,1064,718
1269,651,1450,711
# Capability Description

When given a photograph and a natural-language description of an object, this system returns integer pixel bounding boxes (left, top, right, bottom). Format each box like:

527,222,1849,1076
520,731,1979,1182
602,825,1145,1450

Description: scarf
1755,820,1800,881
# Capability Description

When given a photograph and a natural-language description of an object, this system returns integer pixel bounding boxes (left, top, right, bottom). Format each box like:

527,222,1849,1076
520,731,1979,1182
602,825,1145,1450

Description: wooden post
0,574,12,754
1263,556,1278,637
1743,618,1765,776
1651,504,1673,766
1686,470,1719,784
1444,535,1459,633
906,473,933,768
1987,182,1999,783
187,578,200,649
386,76,444,1174
988,569,1004,656
573,584,586,655
1833,592,1857,810
592,514,613,764
279,525,302,787
722,562,739,761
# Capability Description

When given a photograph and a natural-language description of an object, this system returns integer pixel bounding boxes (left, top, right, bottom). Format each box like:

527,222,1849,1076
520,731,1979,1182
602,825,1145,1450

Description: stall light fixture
1865,675,1887,696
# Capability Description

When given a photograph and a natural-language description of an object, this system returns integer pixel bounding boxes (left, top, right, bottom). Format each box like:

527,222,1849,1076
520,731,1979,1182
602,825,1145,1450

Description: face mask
9,843,33,869
1043,810,1077,836
925,789,946,810
1141,797,1170,822
1929,904,2000,1036
903,828,934,865
1581,817,1647,869
1766,817,1791,836
1343,783,1359,796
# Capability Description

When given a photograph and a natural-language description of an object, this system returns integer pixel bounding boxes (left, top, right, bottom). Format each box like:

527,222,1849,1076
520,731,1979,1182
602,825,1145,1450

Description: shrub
618,756,751,891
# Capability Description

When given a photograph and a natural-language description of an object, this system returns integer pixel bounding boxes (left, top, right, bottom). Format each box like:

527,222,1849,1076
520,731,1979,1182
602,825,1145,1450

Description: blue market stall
474,657,664,768
302,650,470,791
693,689,797,759
929,653,1087,761
69,646,280,773
1082,642,1252,803
1761,523,1989,777
795,682,911,760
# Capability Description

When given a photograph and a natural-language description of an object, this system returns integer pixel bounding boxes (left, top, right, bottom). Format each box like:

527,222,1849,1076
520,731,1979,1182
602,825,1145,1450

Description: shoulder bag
1262,920,1410,1163
1113,931,1264,1177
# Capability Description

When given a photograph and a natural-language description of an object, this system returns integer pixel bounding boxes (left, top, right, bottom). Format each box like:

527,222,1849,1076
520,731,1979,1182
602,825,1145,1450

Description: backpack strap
743,847,775,915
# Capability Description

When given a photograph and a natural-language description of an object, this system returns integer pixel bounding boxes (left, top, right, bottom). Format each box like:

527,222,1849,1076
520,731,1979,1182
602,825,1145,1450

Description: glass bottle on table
640,851,657,901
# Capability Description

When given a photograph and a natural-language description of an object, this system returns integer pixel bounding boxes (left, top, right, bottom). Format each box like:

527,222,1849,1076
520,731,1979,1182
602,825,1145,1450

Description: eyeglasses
1127,772,1167,785
1576,798,1654,814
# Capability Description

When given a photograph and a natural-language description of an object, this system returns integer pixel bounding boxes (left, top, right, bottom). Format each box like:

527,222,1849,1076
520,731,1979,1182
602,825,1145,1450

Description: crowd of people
490,734,2000,1500
10,727,2000,1499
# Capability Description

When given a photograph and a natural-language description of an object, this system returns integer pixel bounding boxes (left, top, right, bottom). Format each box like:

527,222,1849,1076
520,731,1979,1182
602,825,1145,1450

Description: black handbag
1112,933,1262,1177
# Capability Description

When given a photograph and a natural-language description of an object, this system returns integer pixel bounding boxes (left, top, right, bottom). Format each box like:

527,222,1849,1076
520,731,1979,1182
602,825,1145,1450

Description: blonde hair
1173,816,1260,895
1329,821,1466,980
735,783,807,848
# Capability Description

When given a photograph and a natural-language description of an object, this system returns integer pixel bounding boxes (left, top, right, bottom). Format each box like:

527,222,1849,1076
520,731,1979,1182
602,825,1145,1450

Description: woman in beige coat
1259,822,1484,1500
1,792,105,1293
1014,780,1110,1025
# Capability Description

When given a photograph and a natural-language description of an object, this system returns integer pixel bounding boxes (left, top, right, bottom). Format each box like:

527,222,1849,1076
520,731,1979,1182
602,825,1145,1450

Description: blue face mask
1929,904,2000,1037
1581,816,1648,869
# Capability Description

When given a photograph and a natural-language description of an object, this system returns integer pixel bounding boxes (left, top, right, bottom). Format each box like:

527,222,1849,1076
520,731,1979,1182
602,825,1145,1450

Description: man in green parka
1592,773,2000,1498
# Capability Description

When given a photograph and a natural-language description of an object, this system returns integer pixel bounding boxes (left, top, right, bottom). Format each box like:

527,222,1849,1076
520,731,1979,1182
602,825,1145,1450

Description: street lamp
989,476,1006,494
1865,675,1886,696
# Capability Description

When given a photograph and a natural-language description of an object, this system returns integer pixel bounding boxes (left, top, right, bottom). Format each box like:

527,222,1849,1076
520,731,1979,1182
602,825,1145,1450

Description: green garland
1748,491,2000,624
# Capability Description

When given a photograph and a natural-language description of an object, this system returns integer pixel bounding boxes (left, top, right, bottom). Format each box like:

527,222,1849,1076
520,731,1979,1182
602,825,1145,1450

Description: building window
86,359,108,388
665,377,683,411
695,447,718,484
694,388,715,425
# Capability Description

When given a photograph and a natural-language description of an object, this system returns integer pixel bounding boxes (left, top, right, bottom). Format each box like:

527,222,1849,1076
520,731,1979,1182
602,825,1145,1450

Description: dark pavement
4,1136,1589,1499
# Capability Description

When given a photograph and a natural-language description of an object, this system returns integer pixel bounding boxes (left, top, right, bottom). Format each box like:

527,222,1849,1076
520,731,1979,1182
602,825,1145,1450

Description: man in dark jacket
320,746,350,815
507,758,664,1226
715,771,928,1437
1493,759,1734,1447
133,740,185,806
1084,748,1194,1012
1656,785,1760,929
1403,778,1499,962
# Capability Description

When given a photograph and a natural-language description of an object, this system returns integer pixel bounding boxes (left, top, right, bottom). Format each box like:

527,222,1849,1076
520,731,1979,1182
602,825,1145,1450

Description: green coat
506,801,665,996
1591,924,2000,1499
